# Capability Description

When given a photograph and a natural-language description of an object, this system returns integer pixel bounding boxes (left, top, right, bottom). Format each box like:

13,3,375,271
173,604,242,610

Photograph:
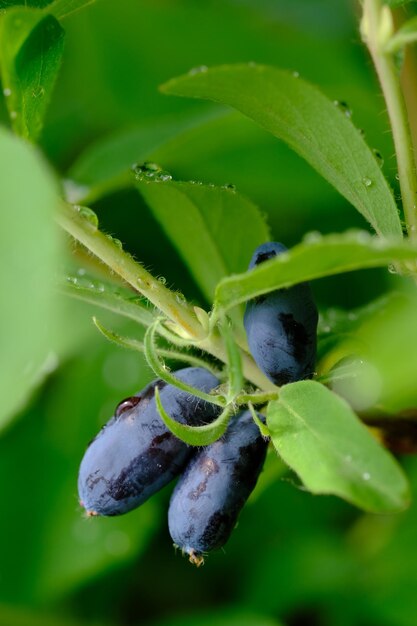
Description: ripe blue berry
244,242,318,385
168,409,267,565
78,367,220,517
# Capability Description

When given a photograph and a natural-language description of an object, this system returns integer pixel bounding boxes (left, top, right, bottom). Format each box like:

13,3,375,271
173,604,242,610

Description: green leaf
136,178,270,303
267,381,410,513
0,7,65,141
61,273,156,327
161,64,402,239
68,108,225,203
385,16,417,53
213,231,417,317
0,127,62,428
155,387,233,446
92,317,222,376
47,0,97,19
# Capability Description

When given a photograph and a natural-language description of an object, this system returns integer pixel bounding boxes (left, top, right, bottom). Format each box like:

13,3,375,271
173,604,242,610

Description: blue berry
78,367,220,516
168,409,267,565
244,242,318,385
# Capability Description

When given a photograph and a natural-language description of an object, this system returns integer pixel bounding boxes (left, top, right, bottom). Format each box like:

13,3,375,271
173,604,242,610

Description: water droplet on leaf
362,177,373,188
334,100,352,118
373,149,384,168
189,65,208,75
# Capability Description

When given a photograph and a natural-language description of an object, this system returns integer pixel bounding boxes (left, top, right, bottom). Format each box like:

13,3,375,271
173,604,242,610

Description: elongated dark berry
244,242,318,385
168,409,267,565
78,367,220,517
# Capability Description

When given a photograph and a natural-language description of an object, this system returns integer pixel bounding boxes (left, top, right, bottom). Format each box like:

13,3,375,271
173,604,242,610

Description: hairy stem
362,0,417,238
56,201,276,391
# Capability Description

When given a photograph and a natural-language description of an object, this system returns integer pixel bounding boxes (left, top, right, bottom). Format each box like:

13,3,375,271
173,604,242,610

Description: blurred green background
2,1,417,625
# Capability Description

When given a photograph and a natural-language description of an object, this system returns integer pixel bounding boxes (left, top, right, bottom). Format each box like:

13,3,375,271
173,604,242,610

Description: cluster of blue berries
78,242,318,564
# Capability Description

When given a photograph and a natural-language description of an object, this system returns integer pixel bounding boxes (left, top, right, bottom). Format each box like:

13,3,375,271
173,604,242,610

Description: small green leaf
61,274,155,327
385,16,417,53
0,126,62,428
155,387,233,446
92,317,222,377
0,7,65,141
136,178,270,303
267,381,410,513
213,232,417,317
161,64,402,239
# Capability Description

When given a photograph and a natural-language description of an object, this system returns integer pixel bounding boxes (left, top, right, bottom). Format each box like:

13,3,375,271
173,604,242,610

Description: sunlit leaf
136,178,270,303
162,64,402,238
0,7,64,140
212,232,417,317
267,381,410,513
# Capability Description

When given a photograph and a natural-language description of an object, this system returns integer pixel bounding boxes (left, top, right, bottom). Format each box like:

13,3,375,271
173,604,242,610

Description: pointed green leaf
213,232,417,317
161,64,402,238
61,274,155,327
267,381,410,513
0,7,64,141
136,178,270,303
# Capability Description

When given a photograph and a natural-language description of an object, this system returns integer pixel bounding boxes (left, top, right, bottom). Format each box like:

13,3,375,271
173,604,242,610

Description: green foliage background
2,1,417,625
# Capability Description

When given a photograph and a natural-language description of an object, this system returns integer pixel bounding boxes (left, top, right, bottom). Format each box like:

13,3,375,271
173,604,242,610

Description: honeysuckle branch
93,317,224,378
362,0,417,239
56,200,278,391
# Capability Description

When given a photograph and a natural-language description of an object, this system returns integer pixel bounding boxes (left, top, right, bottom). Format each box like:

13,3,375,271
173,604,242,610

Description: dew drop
77,268,87,276
395,172,400,181
363,472,371,481
106,234,122,249
158,276,167,285
303,230,322,244
132,162,171,183
10,111,17,119
362,177,373,188
3,87,11,97
222,183,236,191
176,291,186,304
75,205,99,228
334,100,352,118
292,70,300,78
373,149,384,168
189,65,208,75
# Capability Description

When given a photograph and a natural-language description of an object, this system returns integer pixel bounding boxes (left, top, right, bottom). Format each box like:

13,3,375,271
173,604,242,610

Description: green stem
362,0,417,238
57,201,203,337
56,201,277,391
